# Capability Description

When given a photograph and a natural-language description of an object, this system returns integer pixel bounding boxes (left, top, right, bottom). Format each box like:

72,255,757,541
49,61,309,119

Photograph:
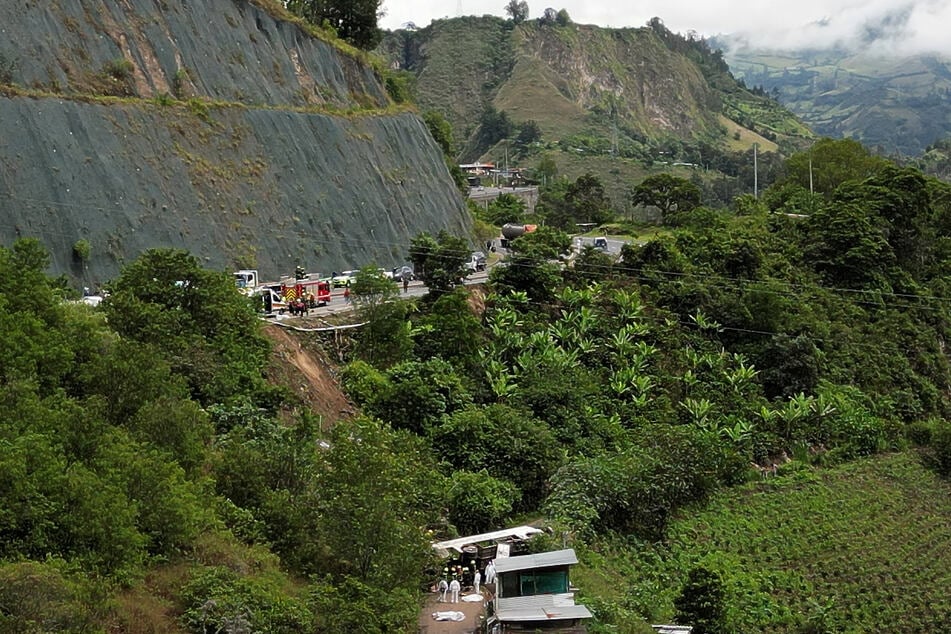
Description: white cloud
379,0,951,55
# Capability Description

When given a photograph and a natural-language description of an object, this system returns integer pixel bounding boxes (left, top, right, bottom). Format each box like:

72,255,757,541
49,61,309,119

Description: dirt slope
262,324,354,428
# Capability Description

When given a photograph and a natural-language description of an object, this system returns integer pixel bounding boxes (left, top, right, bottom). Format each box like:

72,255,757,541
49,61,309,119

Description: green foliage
339,359,389,406
412,287,485,374
180,566,313,633
630,173,703,223
103,249,273,407
782,138,889,196
423,110,454,156
505,0,529,23
286,0,383,50
674,565,730,634
72,239,91,262
658,453,951,633
483,192,527,225
490,226,571,302
366,358,471,435
534,153,558,185
408,230,470,293
433,404,563,509
446,470,520,534
474,104,516,154
309,576,419,634
0,561,105,631
542,173,614,229
354,298,413,369
310,417,443,588
932,419,951,477
383,68,415,103
545,426,729,539
515,119,542,150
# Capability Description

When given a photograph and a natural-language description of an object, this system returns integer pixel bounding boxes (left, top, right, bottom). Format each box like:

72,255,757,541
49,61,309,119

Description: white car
331,270,356,287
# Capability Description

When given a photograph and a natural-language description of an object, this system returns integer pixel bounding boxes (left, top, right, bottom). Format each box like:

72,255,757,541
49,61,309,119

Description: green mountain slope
379,17,811,186
576,452,951,632
725,46,951,156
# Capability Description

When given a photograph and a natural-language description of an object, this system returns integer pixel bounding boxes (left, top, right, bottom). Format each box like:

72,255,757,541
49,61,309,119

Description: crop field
576,453,951,633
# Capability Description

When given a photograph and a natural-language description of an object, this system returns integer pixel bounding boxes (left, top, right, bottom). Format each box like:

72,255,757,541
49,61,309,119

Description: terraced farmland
665,453,951,632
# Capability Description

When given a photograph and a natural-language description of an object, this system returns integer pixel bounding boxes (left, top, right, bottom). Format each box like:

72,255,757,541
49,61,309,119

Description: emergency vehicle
280,275,331,308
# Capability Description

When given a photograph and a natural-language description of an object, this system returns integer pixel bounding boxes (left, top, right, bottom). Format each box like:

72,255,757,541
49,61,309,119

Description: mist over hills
713,3,951,156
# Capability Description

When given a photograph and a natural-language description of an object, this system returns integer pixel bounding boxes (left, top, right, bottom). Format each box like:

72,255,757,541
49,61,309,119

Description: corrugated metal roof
495,594,592,622
494,548,579,573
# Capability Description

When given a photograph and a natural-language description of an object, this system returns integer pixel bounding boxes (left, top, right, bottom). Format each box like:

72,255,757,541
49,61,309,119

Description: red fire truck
280,275,331,308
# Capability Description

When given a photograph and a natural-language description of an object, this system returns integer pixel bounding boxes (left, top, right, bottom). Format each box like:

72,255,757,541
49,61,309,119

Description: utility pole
809,156,814,195
753,143,759,198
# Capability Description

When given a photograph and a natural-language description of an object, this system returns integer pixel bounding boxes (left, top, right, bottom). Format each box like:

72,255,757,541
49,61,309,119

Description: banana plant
779,392,814,438
610,366,639,397
575,305,598,336
548,320,576,347
485,358,518,399
725,359,759,394
690,310,723,333
720,417,754,447
682,397,715,430
612,288,644,322
556,285,596,309
575,336,598,355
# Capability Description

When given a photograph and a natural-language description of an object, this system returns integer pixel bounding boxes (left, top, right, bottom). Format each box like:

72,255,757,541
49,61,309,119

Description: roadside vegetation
2,131,951,632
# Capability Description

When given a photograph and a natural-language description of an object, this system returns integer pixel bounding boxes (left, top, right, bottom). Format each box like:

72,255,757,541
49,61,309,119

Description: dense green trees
408,230,471,293
5,137,951,632
286,0,383,50
102,248,273,407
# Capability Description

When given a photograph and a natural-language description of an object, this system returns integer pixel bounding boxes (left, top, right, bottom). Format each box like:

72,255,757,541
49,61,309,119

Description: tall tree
630,173,702,224
351,266,411,368
408,231,470,294
566,172,613,226
504,0,529,23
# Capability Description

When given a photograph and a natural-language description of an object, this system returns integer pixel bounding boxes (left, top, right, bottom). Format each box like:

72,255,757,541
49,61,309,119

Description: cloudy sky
379,0,951,55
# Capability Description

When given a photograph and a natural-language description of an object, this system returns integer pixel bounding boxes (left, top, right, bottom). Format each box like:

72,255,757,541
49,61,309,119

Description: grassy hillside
725,46,951,156
379,16,811,177
575,452,951,633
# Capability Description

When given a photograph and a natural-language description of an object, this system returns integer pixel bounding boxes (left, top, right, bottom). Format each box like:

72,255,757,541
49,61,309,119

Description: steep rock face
511,25,721,140
0,0,386,107
0,0,468,283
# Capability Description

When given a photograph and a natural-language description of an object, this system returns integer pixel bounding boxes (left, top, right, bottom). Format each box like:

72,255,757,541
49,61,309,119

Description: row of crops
575,452,951,633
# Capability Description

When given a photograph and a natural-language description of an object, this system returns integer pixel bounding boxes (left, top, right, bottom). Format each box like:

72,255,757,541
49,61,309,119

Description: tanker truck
500,223,537,247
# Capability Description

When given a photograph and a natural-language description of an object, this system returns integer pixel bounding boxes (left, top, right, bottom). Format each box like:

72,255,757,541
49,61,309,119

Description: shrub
933,420,951,477
72,239,91,262
180,567,313,633
446,470,519,534
104,58,134,81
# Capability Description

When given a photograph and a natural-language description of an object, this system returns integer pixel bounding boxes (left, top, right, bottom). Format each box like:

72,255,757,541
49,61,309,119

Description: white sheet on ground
462,594,484,602
432,611,465,622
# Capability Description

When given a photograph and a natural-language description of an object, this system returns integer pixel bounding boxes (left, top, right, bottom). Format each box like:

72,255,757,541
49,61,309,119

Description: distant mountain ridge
720,42,951,156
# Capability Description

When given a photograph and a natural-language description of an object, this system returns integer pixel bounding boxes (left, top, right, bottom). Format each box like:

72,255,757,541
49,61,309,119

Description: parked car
593,237,608,250
331,270,356,287
466,251,487,272
391,265,415,282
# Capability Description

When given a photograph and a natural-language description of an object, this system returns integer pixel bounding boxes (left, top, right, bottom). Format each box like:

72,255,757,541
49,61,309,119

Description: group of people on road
435,559,496,603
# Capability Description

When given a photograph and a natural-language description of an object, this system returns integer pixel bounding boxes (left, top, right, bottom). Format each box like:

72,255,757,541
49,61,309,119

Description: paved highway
267,271,490,321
